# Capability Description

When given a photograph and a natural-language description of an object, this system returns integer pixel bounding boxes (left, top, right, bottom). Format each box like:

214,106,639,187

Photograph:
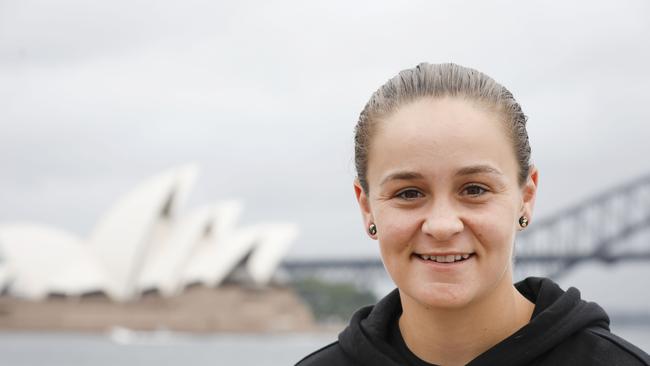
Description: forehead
367,97,518,182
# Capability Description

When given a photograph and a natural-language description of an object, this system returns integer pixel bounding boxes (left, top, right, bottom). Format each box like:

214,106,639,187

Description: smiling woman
296,63,650,366
363,96,533,315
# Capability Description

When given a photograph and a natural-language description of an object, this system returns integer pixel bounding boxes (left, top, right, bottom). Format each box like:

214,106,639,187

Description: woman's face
355,97,537,309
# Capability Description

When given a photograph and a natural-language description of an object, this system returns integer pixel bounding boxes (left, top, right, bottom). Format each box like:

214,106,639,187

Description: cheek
375,207,421,261
465,203,518,248
376,208,420,242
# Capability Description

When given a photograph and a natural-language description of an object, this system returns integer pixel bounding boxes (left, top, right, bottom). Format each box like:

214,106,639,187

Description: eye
462,184,488,197
396,189,423,200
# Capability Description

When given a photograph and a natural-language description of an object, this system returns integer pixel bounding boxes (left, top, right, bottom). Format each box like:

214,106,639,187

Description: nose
421,199,464,242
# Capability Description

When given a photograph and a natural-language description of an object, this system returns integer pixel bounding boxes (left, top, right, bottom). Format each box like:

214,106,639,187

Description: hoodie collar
337,278,610,366
338,288,405,365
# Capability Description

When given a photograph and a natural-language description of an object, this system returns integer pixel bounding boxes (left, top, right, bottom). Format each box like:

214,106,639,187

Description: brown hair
354,62,531,193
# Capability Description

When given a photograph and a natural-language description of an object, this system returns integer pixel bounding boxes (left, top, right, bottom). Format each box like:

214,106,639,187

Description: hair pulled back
354,62,531,193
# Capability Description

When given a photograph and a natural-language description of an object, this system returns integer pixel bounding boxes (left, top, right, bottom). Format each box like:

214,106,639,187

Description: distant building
0,165,298,302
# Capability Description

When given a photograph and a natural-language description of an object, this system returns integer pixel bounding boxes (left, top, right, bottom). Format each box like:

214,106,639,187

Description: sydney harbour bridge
281,173,650,287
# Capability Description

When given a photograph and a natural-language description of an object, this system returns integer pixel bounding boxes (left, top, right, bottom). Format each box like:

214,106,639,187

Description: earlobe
354,180,376,239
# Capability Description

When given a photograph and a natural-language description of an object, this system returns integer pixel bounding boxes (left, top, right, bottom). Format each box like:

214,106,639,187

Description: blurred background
1,0,649,364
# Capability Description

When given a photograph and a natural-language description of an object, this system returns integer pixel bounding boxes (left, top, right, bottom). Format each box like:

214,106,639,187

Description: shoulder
540,327,650,365
584,327,650,365
295,340,357,366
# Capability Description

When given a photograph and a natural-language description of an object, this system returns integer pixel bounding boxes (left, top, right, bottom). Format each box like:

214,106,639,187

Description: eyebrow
380,171,425,186
379,165,504,186
455,165,504,177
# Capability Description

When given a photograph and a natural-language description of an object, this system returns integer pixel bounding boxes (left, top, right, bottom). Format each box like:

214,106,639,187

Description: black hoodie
296,277,650,365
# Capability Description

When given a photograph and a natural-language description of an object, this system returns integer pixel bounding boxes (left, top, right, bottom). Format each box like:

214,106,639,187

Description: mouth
413,253,474,264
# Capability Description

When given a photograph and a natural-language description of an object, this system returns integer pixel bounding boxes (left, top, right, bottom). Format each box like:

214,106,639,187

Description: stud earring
519,216,529,228
368,223,377,236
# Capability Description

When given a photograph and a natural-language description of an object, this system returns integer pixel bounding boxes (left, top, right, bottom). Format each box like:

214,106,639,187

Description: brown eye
463,185,487,196
396,189,423,200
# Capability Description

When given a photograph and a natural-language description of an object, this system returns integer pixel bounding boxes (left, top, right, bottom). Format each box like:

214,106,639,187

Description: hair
354,62,531,193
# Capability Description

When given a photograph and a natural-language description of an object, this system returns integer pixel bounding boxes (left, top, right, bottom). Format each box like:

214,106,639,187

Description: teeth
445,255,455,262
419,254,472,263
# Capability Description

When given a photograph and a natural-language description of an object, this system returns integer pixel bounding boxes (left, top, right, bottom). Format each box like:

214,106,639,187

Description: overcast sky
1,0,650,260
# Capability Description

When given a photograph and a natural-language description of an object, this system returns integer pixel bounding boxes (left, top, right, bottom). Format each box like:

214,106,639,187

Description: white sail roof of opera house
245,223,299,285
181,221,299,288
0,164,299,301
0,224,110,299
136,200,244,296
181,224,264,287
88,164,198,300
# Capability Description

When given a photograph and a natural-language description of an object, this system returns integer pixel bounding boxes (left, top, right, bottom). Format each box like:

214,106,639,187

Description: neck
398,277,534,366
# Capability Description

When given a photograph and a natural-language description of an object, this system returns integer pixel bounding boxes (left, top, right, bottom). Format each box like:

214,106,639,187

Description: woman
297,63,650,366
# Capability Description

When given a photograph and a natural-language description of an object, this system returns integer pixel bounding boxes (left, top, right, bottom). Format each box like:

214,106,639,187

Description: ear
354,179,376,239
520,165,539,227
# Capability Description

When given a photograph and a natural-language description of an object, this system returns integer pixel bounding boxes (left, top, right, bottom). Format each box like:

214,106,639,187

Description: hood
337,277,610,366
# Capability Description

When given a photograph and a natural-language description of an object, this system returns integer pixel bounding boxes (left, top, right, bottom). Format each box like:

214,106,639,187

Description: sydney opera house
0,164,299,303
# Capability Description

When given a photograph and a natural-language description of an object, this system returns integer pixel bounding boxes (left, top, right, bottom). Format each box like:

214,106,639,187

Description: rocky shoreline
0,285,316,333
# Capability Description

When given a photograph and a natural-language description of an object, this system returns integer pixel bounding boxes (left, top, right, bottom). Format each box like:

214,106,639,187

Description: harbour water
0,331,337,366
1,325,648,366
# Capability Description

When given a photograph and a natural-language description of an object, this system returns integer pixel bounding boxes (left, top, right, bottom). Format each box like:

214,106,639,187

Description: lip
414,252,473,257
412,253,475,269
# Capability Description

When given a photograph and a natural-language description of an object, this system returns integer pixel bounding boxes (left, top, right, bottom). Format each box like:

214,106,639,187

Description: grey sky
1,0,650,259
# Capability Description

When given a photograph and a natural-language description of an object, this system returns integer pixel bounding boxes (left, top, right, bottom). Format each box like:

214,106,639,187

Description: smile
415,253,473,263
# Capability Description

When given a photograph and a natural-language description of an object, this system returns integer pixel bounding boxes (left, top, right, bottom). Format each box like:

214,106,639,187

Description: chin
402,282,476,310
